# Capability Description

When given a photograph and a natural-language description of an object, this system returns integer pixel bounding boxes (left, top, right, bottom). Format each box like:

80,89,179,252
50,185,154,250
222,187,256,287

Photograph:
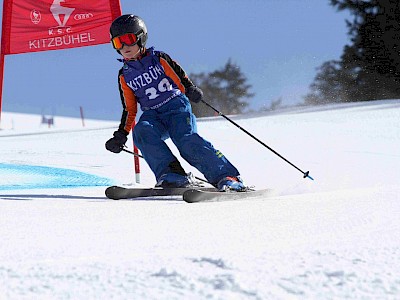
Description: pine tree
190,59,254,117
305,0,400,104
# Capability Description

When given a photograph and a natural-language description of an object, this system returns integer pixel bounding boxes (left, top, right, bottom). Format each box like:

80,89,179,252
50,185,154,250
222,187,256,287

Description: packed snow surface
1,100,400,299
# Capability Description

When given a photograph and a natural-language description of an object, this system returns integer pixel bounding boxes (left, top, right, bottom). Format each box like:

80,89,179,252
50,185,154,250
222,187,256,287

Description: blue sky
0,0,351,120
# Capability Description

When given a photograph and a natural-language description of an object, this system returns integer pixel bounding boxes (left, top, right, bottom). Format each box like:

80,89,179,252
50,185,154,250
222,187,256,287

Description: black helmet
110,14,148,48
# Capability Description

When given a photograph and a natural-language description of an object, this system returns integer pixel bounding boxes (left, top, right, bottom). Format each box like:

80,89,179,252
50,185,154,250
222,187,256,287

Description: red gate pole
133,144,140,183
0,52,5,123
131,121,140,183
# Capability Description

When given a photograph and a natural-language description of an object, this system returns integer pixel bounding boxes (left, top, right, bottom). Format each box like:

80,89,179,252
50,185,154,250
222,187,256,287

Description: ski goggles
111,33,138,50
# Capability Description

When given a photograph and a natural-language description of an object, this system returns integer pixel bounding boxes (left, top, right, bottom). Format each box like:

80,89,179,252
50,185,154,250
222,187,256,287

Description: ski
105,185,217,200
182,188,274,203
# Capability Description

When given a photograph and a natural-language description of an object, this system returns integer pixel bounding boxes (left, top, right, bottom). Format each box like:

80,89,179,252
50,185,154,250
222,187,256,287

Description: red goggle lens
111,33,138,50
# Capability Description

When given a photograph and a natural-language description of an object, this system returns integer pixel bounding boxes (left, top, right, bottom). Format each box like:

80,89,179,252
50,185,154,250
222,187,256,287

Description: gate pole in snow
133,144,140,183
79,106,85,127
131,122,140,183
0,52,5,122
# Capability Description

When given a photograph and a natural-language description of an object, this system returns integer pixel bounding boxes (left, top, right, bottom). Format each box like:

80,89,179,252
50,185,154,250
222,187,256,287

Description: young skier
105,14,246,191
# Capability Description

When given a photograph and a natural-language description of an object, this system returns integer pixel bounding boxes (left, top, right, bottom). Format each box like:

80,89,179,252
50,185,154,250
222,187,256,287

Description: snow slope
0,100,400,299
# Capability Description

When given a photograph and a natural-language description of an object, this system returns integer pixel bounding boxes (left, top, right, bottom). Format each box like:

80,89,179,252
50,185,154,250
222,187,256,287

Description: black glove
185,85,203,103
105,130,128,153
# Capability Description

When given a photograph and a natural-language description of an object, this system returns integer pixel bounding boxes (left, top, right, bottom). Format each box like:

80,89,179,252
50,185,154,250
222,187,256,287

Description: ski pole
122,147,144,159
200,99,314,181
121,148,210,184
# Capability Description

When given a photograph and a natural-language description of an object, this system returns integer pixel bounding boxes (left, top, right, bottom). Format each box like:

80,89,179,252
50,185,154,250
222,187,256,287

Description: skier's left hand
186,85,203,103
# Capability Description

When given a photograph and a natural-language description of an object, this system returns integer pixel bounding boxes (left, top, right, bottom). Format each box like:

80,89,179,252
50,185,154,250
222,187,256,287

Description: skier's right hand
105,130,128,153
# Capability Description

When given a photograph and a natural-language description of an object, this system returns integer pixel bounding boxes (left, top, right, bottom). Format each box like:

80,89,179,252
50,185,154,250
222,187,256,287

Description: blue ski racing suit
107,47,241,188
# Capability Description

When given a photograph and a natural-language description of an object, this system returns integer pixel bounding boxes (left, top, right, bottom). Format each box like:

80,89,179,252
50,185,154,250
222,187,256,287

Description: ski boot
217,176,247,192
155,172,197,188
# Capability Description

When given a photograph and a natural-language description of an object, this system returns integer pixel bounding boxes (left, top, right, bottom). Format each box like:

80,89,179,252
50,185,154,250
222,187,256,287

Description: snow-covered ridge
0,111,117,133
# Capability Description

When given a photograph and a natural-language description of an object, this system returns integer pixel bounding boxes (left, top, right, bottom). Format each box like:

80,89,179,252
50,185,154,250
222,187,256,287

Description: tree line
305,0,400,104
190,1,399,117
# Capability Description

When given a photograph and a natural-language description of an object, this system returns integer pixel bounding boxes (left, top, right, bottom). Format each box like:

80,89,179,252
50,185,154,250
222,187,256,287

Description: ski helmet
110,15,148,48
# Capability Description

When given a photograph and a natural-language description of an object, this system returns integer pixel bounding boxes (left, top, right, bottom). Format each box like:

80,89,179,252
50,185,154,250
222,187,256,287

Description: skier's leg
133,111,186,182
163,96,240,186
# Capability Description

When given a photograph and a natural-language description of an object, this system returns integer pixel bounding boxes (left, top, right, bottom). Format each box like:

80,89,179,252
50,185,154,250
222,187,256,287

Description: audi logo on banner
74,13,94,20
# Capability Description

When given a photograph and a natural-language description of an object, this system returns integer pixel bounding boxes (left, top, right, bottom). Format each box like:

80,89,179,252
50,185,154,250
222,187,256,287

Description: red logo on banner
2,0,121,54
